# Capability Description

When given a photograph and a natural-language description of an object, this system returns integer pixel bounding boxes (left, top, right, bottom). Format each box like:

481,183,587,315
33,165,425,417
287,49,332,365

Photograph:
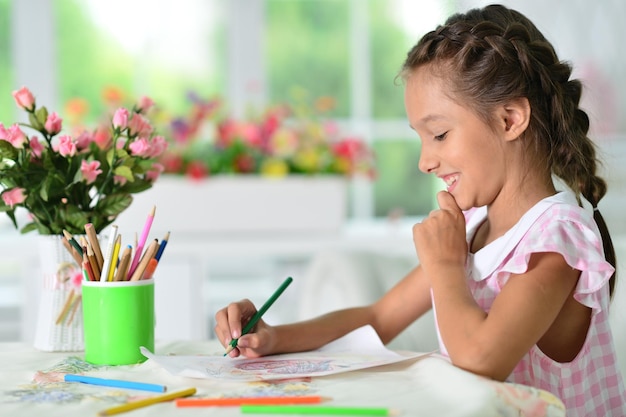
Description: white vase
115,175,349,235
33,235,86,352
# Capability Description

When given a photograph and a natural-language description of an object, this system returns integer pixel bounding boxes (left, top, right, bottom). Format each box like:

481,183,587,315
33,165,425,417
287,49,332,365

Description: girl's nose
418,144,438,174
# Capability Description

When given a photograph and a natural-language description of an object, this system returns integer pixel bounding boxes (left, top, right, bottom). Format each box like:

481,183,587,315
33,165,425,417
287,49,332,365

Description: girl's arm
415,191,582,381
214,264,432,358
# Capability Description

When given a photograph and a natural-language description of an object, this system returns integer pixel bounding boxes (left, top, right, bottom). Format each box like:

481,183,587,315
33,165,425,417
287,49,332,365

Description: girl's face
404,67,510,211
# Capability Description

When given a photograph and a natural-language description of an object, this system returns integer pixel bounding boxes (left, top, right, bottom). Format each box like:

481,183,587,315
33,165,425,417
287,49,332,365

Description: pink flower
44,112,63,135
54,135,77,157
112,108,129,130
74,131,93,151
12,87,35,111
137,96,154,113
148,135,168,157
93,127,111,149
113,175,128,186
128,114,153,137
128,137,152,157
0,123,28,148
146,162,164,182
29,136,44,158
80,160,102,184
1,187,26,207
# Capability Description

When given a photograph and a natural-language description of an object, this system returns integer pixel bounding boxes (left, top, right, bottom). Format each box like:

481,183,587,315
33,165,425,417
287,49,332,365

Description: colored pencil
129,239,158,281
85,222,104,269
100,225,118,282
176,396,328,407
224,277,293,355
142,258,158,279
240,405,401,416
63,229,83,256
128,205,156,278
61,235,83,267
114,245,132,281
64,374,166,392
97,387,196,416
86,242,101,281
155,231,170,261
107,234,122,281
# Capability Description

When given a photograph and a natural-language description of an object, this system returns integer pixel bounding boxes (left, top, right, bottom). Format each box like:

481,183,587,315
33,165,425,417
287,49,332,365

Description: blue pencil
64,374,166,392
155,231,170,261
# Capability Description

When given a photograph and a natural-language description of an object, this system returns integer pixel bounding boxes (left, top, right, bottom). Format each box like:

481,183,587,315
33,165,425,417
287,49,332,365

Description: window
0,0,12,123
54,0,226,122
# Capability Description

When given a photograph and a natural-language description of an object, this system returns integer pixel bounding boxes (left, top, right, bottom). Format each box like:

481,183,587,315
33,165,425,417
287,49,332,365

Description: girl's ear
499,97,531,141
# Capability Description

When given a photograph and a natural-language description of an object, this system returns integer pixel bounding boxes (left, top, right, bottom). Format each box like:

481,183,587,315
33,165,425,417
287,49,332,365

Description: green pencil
224,276,293,356
240,405,401,416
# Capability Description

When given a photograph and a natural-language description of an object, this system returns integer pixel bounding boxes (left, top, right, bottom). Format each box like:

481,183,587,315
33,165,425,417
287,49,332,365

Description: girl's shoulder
467,191,614,306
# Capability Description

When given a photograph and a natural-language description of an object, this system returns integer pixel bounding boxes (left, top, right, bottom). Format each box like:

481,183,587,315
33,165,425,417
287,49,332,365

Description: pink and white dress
434,191,626,417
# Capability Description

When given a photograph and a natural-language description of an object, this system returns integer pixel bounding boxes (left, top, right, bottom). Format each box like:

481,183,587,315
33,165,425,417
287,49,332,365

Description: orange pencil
175,396,328,407
142,258,158,279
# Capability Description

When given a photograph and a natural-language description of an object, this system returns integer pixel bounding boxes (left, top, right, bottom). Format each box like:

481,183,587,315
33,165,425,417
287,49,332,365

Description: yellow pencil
107,234,122,281
97,387,196,416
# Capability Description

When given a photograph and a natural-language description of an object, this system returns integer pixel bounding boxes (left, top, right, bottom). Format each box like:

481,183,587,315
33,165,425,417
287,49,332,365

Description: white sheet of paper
141,325,427,381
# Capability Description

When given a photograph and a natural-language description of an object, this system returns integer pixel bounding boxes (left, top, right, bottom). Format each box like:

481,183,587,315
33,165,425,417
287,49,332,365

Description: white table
0,340,566,417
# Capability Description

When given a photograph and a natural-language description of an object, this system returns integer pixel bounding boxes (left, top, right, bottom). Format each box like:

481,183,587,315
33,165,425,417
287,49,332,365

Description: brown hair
400,4,617,296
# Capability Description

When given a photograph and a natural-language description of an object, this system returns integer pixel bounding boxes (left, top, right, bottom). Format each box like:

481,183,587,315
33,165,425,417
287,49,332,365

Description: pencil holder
82,279,155,365
33,235,87,352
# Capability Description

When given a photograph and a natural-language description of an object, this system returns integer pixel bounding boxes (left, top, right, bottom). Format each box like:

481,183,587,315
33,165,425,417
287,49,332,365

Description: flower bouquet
0,87,167,235
0,87,168,351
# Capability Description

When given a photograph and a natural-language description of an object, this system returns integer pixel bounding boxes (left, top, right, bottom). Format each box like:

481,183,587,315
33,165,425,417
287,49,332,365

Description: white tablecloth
0,340,566,417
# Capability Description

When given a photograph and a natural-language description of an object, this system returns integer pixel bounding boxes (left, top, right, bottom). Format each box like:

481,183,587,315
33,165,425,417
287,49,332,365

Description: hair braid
400,4,617,296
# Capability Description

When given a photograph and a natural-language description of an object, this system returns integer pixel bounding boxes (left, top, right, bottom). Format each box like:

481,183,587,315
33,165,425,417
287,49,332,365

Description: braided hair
400,4,617,296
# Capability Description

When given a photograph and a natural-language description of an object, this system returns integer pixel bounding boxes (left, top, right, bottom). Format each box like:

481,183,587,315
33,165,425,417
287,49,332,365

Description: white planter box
114,175,348,235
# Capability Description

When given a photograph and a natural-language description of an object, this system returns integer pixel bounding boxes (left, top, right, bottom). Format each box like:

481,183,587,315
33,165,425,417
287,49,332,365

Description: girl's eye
434,131,448,141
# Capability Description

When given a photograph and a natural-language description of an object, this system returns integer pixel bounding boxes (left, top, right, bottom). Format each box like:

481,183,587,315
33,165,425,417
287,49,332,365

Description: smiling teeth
444,176,458,186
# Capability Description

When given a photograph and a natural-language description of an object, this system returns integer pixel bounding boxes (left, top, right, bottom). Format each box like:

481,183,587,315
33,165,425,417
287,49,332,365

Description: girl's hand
214,299,275,358
413,191,467,274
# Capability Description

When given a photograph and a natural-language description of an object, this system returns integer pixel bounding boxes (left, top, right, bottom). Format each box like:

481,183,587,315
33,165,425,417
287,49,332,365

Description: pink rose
12,87,35,111
0,123,28,148
137,96,154,113
128,114,153,137
1,187,26,207
80,160,102,184
148,135,168,157
112,108,129,130
54,135,77,157
128,137,151,157
93,127,111,150
44,112,63,135
146,162,164,182
29,136,44,158
113,175,128,186
74,131,93,150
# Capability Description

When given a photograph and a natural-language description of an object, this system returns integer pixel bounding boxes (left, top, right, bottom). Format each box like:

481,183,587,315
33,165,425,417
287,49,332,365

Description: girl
214,5,626,416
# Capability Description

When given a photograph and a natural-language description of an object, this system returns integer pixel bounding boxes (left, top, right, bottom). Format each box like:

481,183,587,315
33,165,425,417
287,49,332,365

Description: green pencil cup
82,279,155,365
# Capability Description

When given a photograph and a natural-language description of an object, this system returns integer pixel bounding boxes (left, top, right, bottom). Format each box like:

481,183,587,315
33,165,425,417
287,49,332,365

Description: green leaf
21,221,42,234
113,165,134,182
28,113,43,131
0,140,18,160
97,193,133,219
35,106,49,128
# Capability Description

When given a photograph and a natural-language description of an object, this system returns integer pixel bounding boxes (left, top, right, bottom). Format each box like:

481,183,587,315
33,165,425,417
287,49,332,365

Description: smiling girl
214,5,626,416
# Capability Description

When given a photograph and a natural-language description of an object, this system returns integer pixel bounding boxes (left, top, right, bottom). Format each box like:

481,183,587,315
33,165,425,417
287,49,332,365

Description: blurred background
1,0,625,343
